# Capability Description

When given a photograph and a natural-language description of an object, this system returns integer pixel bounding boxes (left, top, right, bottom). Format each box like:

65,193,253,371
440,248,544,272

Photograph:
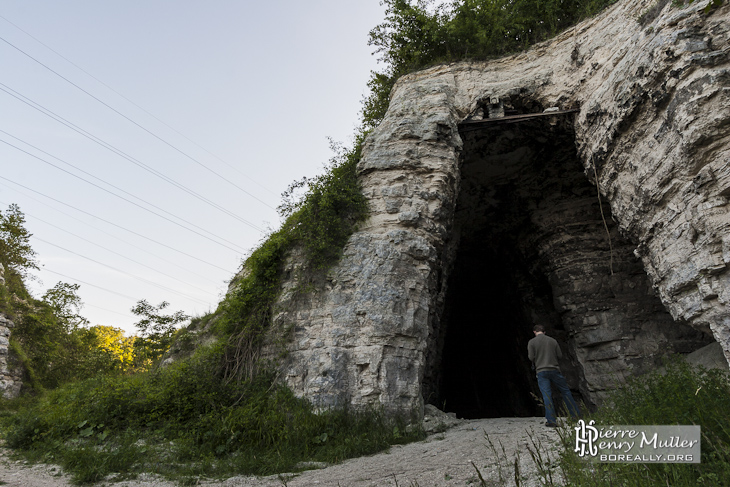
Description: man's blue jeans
537,369,581,424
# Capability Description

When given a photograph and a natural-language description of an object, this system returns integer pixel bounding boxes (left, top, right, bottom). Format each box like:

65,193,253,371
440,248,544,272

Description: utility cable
42,268,138,301
0,132,250,254
592,162,614,276
0,189,228,286
42,270,207,325
0,175,232,272
33,236,211,306
1,128,250,253
0,13,276,198
18,207,219,299
0,82,266,232
83,302,135,320
0,34,277,210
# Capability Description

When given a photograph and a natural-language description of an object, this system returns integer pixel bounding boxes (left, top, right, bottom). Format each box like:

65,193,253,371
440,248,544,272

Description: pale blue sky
0,1,386,333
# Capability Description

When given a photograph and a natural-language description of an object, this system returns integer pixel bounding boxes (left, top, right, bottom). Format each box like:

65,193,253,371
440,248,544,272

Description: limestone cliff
259,0,730,417
0,264,23,398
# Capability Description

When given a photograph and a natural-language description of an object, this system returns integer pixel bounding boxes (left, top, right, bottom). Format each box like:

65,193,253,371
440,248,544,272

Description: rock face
0,264,22,399
0,314,21,399
264,0,730,417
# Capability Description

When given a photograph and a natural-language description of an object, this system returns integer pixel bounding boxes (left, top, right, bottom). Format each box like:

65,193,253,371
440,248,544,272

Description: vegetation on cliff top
216,136,369,382
362,0,620,128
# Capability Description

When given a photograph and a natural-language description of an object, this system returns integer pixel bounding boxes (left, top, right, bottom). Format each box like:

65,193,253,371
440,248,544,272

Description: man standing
528,324,581,427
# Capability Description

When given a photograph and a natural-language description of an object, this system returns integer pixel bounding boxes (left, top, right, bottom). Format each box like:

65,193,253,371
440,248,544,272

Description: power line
0,176,233,273
43,271,204,326
0,82,266,232
15,205,219,299
0,13,278,198
33,236,211,306
42,268,138,301
0,33,277,210
0,131,250,254
0,189,229,286
83,302,135,321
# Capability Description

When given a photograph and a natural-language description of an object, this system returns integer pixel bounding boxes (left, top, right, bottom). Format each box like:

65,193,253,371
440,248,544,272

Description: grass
0,344,423,484
557,359,730,486
473,358,730,486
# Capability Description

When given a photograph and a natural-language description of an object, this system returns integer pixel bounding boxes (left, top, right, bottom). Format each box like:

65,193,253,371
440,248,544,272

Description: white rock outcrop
263,0,730,415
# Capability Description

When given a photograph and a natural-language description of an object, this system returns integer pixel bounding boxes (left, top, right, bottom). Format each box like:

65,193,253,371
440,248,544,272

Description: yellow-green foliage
10,302,140,389
79,325,136,372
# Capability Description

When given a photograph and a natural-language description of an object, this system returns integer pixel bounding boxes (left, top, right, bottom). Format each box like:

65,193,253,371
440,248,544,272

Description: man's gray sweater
527,333,562,373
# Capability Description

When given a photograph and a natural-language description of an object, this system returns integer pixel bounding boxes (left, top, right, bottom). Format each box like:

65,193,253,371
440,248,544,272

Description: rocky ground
0,416,564,487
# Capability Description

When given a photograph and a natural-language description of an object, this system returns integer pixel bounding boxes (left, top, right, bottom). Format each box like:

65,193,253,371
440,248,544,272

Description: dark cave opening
434,109,586,419
438,241,543,418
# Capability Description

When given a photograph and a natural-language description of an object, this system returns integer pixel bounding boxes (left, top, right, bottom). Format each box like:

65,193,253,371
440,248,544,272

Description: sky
0,1,387,334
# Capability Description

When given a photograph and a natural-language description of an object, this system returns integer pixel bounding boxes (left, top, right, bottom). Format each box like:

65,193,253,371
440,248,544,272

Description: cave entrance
433,104,585,419
423,100,714,419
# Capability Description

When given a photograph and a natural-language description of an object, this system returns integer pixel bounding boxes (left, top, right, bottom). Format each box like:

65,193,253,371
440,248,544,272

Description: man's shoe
545,422,558,427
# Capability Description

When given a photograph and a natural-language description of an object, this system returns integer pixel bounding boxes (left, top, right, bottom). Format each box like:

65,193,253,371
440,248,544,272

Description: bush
1,345,422,483
217,136,369,381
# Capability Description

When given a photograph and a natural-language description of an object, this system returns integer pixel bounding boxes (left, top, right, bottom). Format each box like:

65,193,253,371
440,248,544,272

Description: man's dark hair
533,324,545,333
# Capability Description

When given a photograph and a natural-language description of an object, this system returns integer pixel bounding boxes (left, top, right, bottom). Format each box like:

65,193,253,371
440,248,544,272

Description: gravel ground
0,417,564,487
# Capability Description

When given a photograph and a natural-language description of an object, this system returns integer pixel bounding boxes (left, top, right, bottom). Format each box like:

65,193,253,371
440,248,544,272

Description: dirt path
0,417,563,487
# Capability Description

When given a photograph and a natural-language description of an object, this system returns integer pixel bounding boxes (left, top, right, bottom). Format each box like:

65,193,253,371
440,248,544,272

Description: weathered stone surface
685,341,728,371
0,314,22,399
261,0,730,416
422,404,461,434
0,264,23,398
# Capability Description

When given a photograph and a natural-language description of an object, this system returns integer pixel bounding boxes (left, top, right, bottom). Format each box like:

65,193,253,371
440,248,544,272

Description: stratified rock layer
0,314,21,399
0,265,22,399
266,0,730,415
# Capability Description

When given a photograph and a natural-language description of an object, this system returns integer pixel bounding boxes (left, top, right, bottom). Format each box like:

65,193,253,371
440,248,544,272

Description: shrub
1,344,422,482
217,136,369,381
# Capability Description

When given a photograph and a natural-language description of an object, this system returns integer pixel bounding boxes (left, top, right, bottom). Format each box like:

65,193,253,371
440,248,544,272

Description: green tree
42,282,89,330
0,203,38,279
11,300,69,389
13,281,134,387
131,300,189,367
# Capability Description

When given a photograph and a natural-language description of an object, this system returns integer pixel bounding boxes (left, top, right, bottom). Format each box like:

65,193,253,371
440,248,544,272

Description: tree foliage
42,282,90,330
78,325,136,372
132,299,189,367
0,203,38,279
0,204,189,387
11,281,137,388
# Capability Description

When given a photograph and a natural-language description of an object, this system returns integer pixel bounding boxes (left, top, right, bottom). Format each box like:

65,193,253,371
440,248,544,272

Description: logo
573,420,701,463
574,419,598,457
